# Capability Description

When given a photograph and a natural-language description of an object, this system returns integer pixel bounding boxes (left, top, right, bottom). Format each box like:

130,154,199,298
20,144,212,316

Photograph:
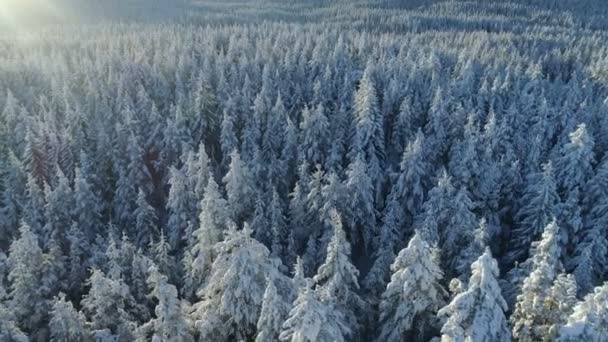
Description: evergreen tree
138,266,193,342
279,279,350,342
8,222,46,337
72,167,103,243
133,188,158,249
438,249,511,342
511,220,566,342
313,209,366,337
49,293,91,342
508,162,559,264
558,282,608,341
194,224,280,341
378,232,446,342
183,175,228,301
554,124,595,193
299,104,329,167
223,150,255,224
166,166,196,251
80,269,136,341
255,279,289,342
344,155,377,252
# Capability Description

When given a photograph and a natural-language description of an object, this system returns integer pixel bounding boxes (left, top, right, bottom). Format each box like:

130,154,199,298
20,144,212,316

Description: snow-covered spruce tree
166,165,196,251
0,299,28,342
344,155,377,253
223,149,255,224
255,279,289,342
151,231,177,285
313,208,367,338
193,223,281,341
134,188,158,249
49,292,91,342
80,269,137,340
364,193,403,296
508,162,559,264
554,123,595,194
279,279,350,342
72,167,103,243
443,186,477,278
0,262,28,342
299,103,329,167
8,221,47,338
137,266,193,342
377,231,447,342
510,220,572,342
182,174,228,301
0,152,25,246
557,282,608,341
438,249,510,342
392,129,428,220
349,63,385,197
43,168,73,245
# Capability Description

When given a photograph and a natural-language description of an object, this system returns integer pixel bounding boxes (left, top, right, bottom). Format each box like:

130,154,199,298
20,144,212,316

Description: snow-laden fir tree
510,220,571,342
137,266,193,342
378,232,446,342
80,269,137,341
313,208,367,338
194,223,280,341
279,279,350,342
344,155,377,253
166,166,196,251
8,221,47,338
183,174,228,301
134,188,158,248
557,282,608,341
508,162,559,264
299,104,329,167
255,279,289,342
49,292,91,342
437,249,511,342
554,124,595,194
223,150,255,224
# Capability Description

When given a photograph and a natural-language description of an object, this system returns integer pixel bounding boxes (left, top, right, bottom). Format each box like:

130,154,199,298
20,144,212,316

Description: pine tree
344,155,377,252
279,279,350,342
438,249,510,342
72,167,103,243
313,209,366,337
364,193,402,296
255,279,289,342
554,124,594,194
8,221,46,337
183,174,228,301
49,293,91,342
508,162,559,264
557,282,608,341
0,300,28,342
350,64,385,193
166,166,196,251
299,104,329,167
392,130,427,220
80,269,136,340
223,150,255,224
511,220,566,342
43,169,73,245
133,188,158,248
139,266,193,342
378,232,446,342
194,224,280,341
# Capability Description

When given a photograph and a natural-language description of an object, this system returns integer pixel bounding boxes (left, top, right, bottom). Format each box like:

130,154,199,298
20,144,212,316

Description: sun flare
0,0,65,31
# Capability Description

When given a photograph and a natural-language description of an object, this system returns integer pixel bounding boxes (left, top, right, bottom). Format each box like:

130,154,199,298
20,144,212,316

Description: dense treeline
1,0,608,341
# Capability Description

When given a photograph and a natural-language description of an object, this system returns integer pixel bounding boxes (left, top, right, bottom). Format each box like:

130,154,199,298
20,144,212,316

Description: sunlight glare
0,0,66,31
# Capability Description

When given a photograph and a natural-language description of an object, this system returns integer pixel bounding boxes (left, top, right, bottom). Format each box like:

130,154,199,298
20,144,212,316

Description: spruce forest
1,0,608,341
